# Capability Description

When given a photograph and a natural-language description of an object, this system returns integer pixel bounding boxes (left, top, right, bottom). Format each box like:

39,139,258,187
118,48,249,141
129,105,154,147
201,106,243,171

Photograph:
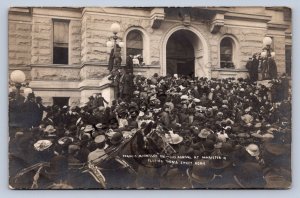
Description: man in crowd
92,93,109,109
9,72,291,189
246,54,259,82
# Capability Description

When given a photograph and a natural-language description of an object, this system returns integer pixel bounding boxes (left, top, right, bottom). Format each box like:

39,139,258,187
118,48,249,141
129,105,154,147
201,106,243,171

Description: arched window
126,30,143,58
220,37,235,68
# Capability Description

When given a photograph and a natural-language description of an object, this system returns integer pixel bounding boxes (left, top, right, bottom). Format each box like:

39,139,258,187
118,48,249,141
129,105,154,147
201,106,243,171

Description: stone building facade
8,7,292,106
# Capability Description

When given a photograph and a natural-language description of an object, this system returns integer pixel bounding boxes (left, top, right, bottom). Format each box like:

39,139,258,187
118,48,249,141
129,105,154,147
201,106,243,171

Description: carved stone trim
267,22,289,31
225,12,272,23
210,13,224,34
150,8,165,29
211,68,248,72
182,15,191,27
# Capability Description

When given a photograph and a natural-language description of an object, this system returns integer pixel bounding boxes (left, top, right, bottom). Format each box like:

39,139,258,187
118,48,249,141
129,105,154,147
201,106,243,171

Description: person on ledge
92,93,109,109
126,54,134,74
246,54,259,82
108,44,122,72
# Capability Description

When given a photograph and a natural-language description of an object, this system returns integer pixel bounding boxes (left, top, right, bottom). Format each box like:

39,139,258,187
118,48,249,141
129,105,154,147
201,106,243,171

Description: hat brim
168,136,183,145
198,133,211,139
58,137,74,145
210,160,232,169
44,129,56,133
187,169,214,184
84,128,94,132
34,141,53,151
246,148,260,157
110,137,124,145
251,133,263,138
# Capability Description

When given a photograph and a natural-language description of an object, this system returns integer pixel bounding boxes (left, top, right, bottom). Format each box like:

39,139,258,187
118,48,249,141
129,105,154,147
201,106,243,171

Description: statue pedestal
99,76,115,106
79,75,115,106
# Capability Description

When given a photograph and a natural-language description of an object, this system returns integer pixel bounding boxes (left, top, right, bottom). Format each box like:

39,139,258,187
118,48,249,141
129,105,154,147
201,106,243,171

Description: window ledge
30,64,81,69
211,68,248,72
133,65,160,68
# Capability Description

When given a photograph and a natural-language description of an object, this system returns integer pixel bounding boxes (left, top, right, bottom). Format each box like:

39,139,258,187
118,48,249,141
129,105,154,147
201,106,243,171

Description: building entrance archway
166,30,195,77
161,26,210,78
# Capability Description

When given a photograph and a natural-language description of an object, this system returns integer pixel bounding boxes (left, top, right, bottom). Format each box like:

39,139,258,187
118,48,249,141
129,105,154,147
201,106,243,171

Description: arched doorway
161,26,210,78
166,30,195,77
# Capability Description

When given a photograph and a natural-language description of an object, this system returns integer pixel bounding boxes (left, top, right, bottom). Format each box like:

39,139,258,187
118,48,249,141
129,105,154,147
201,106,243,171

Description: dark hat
109,117,118,124
210,157,232,170
36,96,42,102
234,162,266,188
264,143,290,156
221,142,234,155
187,159,214,184
27,92,35,99
203,140,215,152
110,133,124,145
264,170,291,189
68,144,80,154
45,155,68,181
206,133,217,142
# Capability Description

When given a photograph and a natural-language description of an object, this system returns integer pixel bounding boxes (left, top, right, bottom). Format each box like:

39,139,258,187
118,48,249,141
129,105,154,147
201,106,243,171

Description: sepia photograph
8,7,292,189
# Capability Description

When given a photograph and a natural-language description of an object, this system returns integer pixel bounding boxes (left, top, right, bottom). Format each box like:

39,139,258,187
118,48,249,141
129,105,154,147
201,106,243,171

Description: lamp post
261,36,277,80
106,23,124,71
10,70,32,98
262,36,273,57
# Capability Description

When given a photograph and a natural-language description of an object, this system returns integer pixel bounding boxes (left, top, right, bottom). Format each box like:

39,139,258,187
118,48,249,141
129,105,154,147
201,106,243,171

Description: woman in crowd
9,73,291,189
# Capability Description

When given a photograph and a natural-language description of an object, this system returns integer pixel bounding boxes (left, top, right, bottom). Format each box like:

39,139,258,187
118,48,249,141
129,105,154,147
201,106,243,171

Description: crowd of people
246,53,278,82
9,72,291,189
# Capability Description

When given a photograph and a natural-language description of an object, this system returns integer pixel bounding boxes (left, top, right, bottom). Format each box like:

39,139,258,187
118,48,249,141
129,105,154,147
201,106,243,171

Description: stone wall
31,15,82,65
8,10,32,79
273,36,286,74
216,26,266,69
31,16,52,64
69,20,82,65
81,9,154,66
81,12,114,64
8,7,291,105
31,66,81,81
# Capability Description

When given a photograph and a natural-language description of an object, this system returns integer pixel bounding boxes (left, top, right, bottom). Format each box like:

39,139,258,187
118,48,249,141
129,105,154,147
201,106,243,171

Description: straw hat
44,125,56,133
198,128,212,139
95,123,103,129
165,133,183,145
34,140,53,151
84,125,95,132
245,144,260,157
58,137,74,145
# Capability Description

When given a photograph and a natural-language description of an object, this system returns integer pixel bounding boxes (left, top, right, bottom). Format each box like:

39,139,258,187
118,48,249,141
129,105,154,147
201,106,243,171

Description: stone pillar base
79,76,115,106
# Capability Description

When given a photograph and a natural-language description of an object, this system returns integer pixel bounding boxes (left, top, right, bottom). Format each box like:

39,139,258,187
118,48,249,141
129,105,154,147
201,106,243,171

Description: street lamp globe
261,51,267,58
263,37,272,46
111,23,121,34
106,40,113,48
271,52,276,58
24,87,33,97
10,70,26,83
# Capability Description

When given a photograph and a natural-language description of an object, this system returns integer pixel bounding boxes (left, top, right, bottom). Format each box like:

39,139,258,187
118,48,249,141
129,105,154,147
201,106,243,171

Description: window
126,30,143,58
220,37,235,68
285,45,291,76
53,20,69,64
53,97,69,108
